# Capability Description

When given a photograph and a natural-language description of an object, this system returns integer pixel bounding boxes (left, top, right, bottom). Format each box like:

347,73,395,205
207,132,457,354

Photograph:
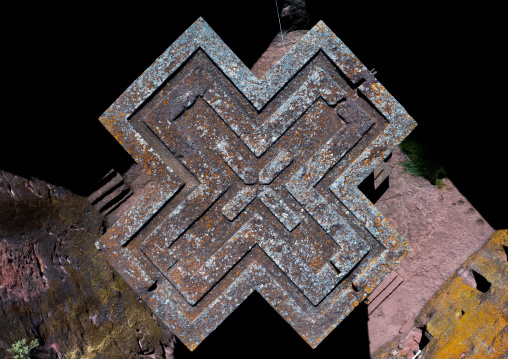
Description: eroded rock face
416,230,508,358
0,238,48,302
250,30,308,79
0,171,174,359
369,148,495,357
372,230,508,359
250,1,309,79
250,30,498,357
280,0,309,31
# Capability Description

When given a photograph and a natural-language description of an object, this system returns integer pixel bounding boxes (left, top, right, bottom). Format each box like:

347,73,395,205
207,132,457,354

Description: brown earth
416,230,508,359
369,148,495,356
251,32,497,357
250,30,309,79
372,230,508,359
0,26,501,359
0,171,174,359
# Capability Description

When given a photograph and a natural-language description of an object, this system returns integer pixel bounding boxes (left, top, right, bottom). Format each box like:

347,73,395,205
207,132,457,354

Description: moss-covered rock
0,171,174,358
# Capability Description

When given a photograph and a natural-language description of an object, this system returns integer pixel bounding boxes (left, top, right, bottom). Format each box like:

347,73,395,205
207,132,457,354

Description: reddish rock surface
250,0,310,80
250,30,308,79
415,230,508,359
279,0,309,31
1,24,500,359
0,171,174,359
249,31,495,356
368,148,494,355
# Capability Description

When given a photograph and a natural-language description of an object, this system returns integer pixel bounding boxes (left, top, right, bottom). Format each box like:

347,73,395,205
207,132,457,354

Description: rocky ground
252,29,498,357
0,150,499,359
1,4,504,356
0,171,174,359
369,148,494,357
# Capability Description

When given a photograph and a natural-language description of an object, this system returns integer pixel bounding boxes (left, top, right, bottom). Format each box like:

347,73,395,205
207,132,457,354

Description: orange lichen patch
417,230,508,359
95,17,416,351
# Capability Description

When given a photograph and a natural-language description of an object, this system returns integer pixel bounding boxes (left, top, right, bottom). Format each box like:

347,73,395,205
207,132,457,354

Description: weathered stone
0,171,174,359
372,230,508,359
88,163,152,230
236,20,500,355
365,270,403,315
415,230,508,359
367,147,495,354
96,17,416,350
280,0,309,31
250,30,308,79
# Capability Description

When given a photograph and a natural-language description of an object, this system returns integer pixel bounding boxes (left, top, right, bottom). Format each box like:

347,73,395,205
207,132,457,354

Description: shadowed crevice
174,292,371,359
471,270,491,293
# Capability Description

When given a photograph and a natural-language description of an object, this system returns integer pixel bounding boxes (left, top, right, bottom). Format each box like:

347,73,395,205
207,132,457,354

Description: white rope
274,0,287,55
411,350,422,359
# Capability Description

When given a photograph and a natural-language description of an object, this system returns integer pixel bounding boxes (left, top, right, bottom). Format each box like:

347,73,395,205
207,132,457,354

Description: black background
3,2,506,357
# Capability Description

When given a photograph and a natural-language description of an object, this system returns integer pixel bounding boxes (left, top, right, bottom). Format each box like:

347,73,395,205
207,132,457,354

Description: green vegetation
7,339,39,359
399,136,447,188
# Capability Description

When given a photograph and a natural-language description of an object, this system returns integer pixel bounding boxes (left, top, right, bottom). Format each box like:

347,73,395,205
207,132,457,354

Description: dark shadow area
1,1,279,197
2,2,507,356
358,172,389,205
147,281,158,293
174,292,371,359
2,2,506,226
307,1,508,230
472,270,491,293
503,245,508,262
399,134,447,187
31,346,60,359
358,153,391,205
419,326,432,351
